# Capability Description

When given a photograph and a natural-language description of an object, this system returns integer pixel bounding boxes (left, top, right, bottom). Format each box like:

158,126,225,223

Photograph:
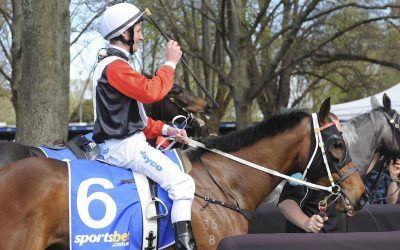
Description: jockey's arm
386,159,400,204
143,118,187,142
106,60,175,103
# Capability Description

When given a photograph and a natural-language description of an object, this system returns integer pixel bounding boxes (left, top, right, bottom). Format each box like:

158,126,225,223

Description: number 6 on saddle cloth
38,133,190,250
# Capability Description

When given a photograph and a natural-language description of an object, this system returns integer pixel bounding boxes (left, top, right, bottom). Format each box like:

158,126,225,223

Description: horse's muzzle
353,192,368,211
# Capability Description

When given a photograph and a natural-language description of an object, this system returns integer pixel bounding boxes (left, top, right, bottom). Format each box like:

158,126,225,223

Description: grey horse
342,93,400,176
266,93,400,204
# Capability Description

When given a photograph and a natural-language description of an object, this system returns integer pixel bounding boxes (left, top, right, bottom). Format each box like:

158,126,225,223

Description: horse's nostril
355,193,368,210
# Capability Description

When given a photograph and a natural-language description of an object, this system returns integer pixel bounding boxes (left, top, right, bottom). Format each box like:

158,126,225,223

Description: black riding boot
173,220,197,250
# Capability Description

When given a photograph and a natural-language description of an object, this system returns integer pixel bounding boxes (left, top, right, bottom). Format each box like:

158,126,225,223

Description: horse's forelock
343,109,392,147
342,122,359,147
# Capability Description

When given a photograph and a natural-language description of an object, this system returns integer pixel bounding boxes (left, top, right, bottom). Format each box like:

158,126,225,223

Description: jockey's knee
185,175,195,196
168,173,195,201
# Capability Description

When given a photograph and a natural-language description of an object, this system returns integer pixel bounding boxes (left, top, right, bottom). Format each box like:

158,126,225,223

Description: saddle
41,134,194,172
42,134,100,160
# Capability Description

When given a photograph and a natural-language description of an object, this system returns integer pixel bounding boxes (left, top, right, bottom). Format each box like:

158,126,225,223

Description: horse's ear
170,84,181,93
370,95,380,109
383,93,392,111
318,98,331,122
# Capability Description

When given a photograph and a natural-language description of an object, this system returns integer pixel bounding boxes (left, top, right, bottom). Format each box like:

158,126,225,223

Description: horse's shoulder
16,157,68,174
182,147,201,163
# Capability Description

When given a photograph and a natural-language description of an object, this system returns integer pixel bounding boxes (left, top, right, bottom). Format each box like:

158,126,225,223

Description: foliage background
1,0,400,143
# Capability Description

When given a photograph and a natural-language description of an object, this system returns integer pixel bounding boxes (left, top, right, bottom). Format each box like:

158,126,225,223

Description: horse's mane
342,108,382,147
187,110,310,161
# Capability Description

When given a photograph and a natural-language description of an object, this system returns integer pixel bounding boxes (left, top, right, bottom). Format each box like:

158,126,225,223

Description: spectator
364,158,400,204
278,180,352,233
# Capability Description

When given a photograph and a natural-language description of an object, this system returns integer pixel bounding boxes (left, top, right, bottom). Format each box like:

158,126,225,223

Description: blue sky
69,29,105,80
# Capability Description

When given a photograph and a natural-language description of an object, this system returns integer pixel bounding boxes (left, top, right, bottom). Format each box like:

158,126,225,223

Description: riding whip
143,8,219,109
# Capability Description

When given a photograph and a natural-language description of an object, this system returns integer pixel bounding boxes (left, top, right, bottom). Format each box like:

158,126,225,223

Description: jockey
93,3,197,250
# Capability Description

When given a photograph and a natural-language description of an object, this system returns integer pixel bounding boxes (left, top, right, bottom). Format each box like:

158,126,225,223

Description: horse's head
372,94,400,158
166,84,211,129
306,98,367,212
339,94,400,177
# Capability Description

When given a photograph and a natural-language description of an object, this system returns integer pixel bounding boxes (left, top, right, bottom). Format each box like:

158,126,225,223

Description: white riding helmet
100,3,144,40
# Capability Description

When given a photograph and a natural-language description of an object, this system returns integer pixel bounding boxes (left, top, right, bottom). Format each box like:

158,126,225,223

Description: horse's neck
343,112,384,176
191,128,308,211
145,102,164,121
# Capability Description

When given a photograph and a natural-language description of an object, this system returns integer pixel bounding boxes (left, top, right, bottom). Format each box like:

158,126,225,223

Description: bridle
302,114,358,190
303,115,361,215
156,93,196,129
167,97,195,126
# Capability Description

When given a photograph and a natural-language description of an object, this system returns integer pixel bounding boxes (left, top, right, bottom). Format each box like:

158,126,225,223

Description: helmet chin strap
117,25,135,55
128,25,135,55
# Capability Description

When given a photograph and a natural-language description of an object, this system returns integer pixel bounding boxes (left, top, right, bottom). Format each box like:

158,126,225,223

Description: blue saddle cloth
68,160,175,250
38,135,181,249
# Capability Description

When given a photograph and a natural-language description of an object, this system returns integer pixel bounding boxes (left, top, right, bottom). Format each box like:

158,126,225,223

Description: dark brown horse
145,84,211,130
0,99,366,249
0,83,210,168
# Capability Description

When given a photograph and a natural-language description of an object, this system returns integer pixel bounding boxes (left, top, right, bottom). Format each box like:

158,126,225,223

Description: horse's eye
334,142,343,150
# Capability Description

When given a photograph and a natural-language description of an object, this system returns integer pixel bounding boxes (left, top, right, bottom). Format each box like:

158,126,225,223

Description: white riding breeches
101,132,195,223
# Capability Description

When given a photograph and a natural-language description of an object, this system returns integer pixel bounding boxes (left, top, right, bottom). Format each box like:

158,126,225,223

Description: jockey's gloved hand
165,40,182,65
167,126,188,144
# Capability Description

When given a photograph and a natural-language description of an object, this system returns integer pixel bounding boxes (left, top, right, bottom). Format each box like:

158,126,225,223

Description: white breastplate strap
183,113,336,193
132,172,158,250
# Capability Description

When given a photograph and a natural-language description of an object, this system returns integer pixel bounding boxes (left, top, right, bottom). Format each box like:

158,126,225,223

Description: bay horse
0,98,366,249
0,83,210,168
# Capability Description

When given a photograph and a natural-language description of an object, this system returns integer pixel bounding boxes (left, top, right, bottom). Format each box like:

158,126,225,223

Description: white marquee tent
331,83,400,121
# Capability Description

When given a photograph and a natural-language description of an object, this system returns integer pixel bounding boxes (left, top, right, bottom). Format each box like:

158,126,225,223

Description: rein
185,136,335,192
186,113,350,193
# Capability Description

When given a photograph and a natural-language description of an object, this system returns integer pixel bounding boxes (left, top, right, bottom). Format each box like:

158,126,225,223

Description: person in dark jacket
364,158,400,204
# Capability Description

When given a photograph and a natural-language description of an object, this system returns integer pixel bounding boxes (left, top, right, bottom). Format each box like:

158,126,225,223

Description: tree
0,0,108,143
14,0,70,145
149,0,400,128
4,0,400,138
